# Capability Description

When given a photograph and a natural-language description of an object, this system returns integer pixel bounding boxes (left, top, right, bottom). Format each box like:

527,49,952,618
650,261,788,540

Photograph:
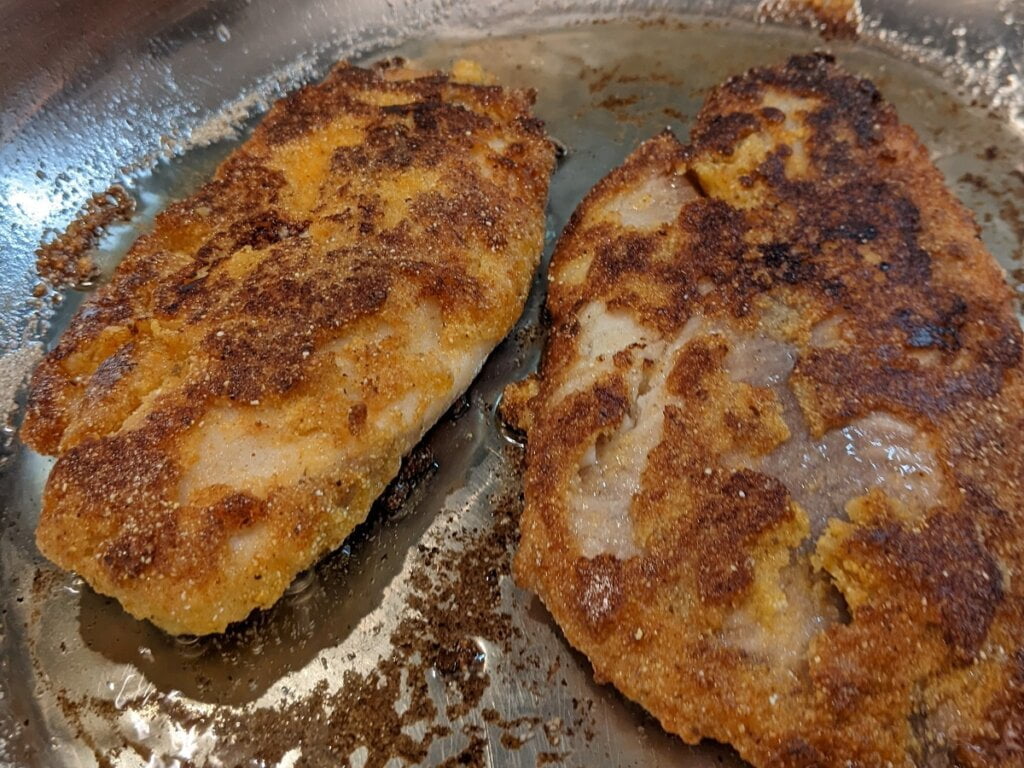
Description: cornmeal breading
504,54,1023,766
23,59,554,635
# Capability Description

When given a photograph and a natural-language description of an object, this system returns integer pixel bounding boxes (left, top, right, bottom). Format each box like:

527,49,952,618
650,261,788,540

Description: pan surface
1,1,1022,765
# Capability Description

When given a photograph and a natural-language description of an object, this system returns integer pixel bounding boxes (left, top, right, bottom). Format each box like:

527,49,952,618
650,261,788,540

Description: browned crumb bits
50,449,591,766
35,185,135,288
757,0,862,40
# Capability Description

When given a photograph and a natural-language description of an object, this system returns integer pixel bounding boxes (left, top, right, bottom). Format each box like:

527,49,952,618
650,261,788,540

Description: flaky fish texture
503,54,1023,766
23,59,554,635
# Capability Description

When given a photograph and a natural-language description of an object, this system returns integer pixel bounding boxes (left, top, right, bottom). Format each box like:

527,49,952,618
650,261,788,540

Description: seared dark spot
690,111,760,157
692,469,794,604
591,234,656,281
205,264,390,402
795,347,1011,428
855,511,1002,661
893,301,966,351
229,209,309,252
759,242,790,268
757,241,817,285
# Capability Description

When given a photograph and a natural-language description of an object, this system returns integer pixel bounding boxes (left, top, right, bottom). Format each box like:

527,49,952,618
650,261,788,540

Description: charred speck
757,241,815,284
894,305,965,351
759,242,791,268
692,111,760,156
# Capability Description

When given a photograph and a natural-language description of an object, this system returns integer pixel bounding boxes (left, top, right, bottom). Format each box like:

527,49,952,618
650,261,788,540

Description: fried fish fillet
22,59,554,635
503,54,1023,766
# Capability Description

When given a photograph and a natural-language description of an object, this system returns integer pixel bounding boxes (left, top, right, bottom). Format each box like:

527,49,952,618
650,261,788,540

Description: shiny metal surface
1,1,1023,765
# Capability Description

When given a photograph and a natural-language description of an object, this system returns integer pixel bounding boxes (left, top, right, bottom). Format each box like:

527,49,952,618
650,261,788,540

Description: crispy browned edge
507,53,1024,766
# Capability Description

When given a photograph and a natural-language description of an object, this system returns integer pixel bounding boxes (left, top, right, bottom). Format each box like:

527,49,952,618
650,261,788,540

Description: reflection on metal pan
1,1,1022,765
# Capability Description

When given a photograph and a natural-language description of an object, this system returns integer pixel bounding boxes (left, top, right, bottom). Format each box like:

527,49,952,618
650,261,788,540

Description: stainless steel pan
1,1,1022,764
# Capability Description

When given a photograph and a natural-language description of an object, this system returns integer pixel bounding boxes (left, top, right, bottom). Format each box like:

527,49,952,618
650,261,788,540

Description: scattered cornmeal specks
35,186,135,288
48,448,594,766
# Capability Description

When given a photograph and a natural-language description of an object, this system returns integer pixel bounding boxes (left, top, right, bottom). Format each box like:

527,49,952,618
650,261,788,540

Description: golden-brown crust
23,59,554,635
511,54,1023,766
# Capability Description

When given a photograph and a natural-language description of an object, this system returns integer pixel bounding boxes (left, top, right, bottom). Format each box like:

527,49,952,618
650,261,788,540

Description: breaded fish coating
23,59,554,635
504,54,1022,766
